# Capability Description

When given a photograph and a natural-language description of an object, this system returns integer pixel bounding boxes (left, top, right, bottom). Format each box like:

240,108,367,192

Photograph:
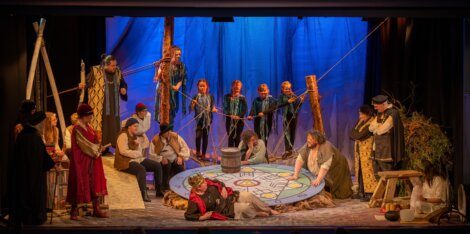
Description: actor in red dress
66,103,108,220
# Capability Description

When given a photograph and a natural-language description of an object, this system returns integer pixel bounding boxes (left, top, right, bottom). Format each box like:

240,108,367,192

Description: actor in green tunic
289,130,353,199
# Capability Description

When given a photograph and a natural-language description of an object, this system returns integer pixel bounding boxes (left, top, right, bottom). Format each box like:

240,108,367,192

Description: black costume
223,94,247,147
8,124,55,225
278,93,302,154
192,94,215,156
249,96,277,145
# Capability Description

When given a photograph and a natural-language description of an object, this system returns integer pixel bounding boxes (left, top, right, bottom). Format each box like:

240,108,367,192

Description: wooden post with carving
305,75,325,133
158,17,175,125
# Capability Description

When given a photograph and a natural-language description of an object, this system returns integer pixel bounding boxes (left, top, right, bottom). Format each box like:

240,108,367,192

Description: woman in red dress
66,104,108,220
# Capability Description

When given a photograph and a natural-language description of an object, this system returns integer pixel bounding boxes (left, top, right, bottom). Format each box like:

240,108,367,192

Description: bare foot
270,209,280,215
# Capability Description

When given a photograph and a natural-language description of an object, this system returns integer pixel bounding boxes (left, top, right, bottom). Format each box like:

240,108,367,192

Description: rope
175,111,204,133
122,62,157,77
208,123,219,165
316,17,390,83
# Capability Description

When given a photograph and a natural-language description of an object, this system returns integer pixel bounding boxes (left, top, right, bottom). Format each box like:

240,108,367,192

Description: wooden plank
33,22,67,142
378,170,422,179
79,59,85,104
383,177,398,203
26,19,46,99
369,177,386,208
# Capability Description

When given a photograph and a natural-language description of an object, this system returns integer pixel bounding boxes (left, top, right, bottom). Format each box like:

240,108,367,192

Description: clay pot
385,211,400,221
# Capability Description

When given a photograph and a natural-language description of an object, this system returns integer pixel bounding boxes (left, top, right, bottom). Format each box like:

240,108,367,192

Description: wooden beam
305,75,324,133
33,20,67,142
26,18,45,100
158,16,174,125
79,59,85,105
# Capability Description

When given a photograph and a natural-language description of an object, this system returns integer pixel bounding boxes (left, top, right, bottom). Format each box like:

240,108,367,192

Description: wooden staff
26,19,46,100
159,17,174,125
79,59,85,105
32,20,67,142
305,75,325,133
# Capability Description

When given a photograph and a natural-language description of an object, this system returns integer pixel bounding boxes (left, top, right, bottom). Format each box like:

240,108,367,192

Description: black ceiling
1,0,470,17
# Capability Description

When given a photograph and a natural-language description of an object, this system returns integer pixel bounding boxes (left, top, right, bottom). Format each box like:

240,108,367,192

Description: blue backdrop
106,17,367,168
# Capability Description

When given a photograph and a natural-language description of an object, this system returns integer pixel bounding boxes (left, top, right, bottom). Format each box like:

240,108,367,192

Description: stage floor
42,197,439,228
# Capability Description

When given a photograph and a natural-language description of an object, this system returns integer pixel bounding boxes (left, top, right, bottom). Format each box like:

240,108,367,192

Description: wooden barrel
220,147,241,173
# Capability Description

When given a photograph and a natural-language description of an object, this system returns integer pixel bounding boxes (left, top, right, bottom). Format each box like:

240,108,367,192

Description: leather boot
92,198,109,218
156,187,164,197
70,205,79,220
141,190,151,202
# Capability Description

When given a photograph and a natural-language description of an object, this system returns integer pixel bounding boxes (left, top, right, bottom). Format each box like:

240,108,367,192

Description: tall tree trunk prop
159,17,174,125
305,75,325,134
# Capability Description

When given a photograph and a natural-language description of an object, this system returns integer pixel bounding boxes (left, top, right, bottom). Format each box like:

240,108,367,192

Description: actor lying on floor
288,130,353,199
185,174,279,221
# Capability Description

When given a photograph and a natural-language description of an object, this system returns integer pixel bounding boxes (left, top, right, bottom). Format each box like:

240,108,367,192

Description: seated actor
149,124,190,191
411,160,448,216
184,174,279,221
115,118,164,202
288,130,353,199
121,103,151,156
238,130,268,165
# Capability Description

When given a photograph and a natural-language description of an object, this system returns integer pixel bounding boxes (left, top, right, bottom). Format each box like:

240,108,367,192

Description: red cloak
188,178,234,220
66,124,108,204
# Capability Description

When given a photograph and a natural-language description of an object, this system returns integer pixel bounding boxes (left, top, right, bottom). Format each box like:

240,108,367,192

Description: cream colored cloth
234,191,272,220
75,124,101,158
148,135,190,163
411,176,448,214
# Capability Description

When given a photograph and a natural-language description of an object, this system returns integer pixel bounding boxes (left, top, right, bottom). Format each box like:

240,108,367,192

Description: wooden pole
26,19,46,99
79,59,86,105
305,75,325,133
33,21,67,142
159,16,174,125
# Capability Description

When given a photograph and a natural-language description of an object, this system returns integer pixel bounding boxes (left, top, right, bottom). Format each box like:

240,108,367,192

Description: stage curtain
365,18,463,187
106,17,368,165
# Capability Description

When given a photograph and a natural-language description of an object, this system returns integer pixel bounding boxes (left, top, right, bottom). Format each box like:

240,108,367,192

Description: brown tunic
298,141,353,199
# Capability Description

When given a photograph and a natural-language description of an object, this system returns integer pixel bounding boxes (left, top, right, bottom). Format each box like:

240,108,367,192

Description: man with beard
288,130,352,199
78,54,128,151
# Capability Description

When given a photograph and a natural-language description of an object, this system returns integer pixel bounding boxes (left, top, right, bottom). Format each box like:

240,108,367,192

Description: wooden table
369,170,422,208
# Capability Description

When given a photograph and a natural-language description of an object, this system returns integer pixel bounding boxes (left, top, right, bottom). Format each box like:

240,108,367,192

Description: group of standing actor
349,94,406,201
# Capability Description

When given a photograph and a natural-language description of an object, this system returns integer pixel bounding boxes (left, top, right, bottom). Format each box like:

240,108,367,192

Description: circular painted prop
169,163,324,206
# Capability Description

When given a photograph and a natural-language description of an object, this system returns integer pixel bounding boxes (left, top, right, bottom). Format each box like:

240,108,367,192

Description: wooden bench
369,170,422,208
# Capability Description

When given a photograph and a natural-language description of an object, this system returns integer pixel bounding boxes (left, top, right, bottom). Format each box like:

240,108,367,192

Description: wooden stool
369,170,422,208
46,164,69,216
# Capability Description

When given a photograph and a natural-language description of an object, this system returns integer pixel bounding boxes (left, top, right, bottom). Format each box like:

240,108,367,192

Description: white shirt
148,134,190,163
423,176,447,203
121,112,151,136
116,132,147,163
369,104,394,136
64,128,72,150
